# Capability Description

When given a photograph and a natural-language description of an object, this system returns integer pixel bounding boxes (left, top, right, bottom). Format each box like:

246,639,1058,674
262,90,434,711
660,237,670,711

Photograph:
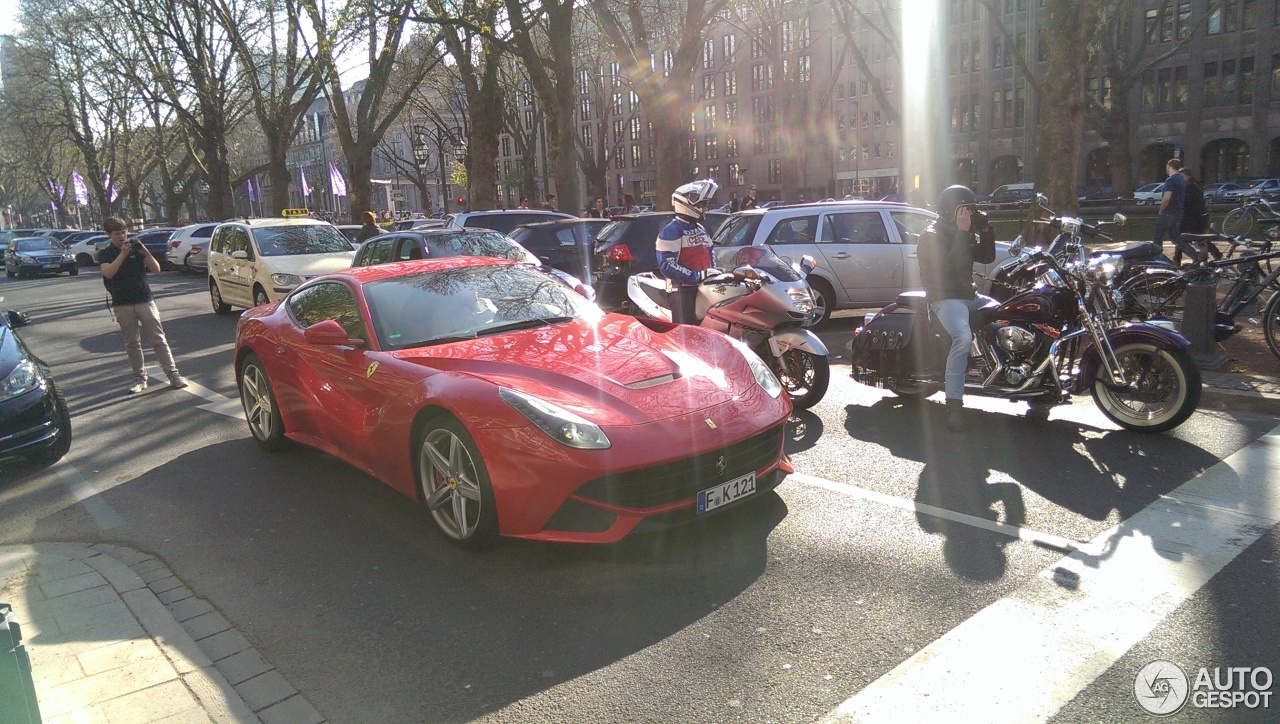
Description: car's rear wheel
238,354,286,451
76,253,94,266
210,279,232,314
416,416,498,549
68,266,78,276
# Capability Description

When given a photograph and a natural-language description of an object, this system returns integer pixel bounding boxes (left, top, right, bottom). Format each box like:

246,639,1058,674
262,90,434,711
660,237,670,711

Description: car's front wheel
806,277,835,326
416,416,498,548
238,354,286,451
253,286,270,307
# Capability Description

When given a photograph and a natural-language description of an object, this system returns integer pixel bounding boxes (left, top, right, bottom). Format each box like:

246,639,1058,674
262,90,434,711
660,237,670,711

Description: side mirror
1112,213,1127,227
5,309,29,328
1009,235,1024,254
303,319,364,346
230,250,249,260
799,254,817,275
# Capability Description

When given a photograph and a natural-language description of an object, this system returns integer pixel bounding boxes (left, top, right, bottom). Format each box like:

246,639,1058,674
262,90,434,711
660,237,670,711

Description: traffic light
456,197,465,206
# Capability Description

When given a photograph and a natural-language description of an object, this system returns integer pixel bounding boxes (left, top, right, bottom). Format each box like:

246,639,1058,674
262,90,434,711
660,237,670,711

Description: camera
969,206,990,230
130,240,143,251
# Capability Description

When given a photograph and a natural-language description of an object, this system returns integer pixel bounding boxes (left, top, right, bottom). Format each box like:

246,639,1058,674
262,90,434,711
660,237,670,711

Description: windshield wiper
473,316,575,337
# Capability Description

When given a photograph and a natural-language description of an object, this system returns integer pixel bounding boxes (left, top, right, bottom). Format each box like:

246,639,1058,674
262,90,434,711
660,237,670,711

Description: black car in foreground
590,211,729,311
508,218,609,281
4,237,78,278
0,310,71,468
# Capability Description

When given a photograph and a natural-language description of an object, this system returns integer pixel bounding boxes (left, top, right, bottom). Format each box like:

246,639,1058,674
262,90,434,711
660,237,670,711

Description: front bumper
0,384,66,461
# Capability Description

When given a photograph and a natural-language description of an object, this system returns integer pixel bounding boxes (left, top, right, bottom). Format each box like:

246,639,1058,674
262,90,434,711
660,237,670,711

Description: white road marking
145,365,242,418
819,422,1280,723
56,465,125,530
789,471,1083,553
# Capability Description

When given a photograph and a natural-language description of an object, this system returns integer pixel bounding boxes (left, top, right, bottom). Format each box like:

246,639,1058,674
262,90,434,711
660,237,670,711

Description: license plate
43,264,59,270
697,472,756,514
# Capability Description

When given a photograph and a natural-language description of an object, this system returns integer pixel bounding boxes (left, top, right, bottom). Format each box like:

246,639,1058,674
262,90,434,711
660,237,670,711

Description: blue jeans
1152,211,1183,246
928,296,993,401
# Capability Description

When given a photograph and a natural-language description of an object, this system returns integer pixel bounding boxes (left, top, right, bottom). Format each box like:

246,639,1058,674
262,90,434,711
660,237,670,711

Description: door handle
907,253,918,258
831,252,851,259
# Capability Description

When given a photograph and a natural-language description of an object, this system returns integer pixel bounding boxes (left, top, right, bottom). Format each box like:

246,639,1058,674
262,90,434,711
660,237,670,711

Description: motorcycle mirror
1009,235,1023,254
1112,213,1127,226
799,254,816,275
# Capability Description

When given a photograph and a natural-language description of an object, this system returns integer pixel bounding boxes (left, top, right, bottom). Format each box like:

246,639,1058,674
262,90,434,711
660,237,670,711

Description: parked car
4,237,78,278
233,256,791,546
166,223,220,274
442,209,576,235
391,218,447,232
508,219,609,280
352,228,538,267
207,218,356,313
1225,178,1280,200
0,309,71,467
1203,182,1244,201
65,233,108,266
587,211,733,312
333,225,364,243
1132,183,1165,205
129,228,179,270
710,201,1012,324
985,183,1036,206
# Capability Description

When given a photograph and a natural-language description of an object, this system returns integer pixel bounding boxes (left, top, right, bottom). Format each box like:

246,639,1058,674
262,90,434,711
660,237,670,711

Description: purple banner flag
328,163,347,197
300,168,311,197
247,177,257,202
72,172,89,205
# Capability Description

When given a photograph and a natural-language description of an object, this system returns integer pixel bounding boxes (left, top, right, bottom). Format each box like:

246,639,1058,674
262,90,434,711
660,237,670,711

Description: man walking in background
1152,158,1186,253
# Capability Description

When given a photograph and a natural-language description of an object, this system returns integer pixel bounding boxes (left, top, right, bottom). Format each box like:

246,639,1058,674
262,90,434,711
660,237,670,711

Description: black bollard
1181,279,1227,368
0,604,41,723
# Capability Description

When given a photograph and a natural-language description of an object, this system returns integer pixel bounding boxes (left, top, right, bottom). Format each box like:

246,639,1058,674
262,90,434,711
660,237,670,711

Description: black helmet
935,185,977,224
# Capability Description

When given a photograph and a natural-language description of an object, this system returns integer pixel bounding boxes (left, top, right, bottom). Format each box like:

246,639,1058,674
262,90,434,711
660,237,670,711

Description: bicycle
1117,238,1280,361
1220,196,1280,239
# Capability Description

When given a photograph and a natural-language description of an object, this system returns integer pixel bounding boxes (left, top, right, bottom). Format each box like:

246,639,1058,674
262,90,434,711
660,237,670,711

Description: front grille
32,256,60,264
575,425,784,509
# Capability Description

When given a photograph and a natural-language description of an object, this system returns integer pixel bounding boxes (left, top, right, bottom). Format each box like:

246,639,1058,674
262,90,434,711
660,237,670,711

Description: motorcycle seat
895,290,930,312
1090,241,1162,260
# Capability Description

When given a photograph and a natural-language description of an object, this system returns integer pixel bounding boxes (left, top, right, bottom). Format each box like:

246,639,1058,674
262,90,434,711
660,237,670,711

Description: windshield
253,224,353,256
594,219,630,246
365,264,602,350
711,214,762,247
713,244,803,281
426,231,531,262
15,238,63,253
1247,179,1275,189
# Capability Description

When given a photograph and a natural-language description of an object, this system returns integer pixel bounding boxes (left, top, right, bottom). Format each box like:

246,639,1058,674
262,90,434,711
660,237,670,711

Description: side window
889,211,935,245
764,215,820,245
554,228,578,247
228,228,249,256
394,236,422,261
821,212,892,244
368,237,395,265
289,282,364,340
210,227,225,254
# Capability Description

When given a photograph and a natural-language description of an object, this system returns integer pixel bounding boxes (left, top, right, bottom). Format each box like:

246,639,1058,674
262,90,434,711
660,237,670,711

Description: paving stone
77,637,165,677
29,649,85,688
46,704,109,724
32,559,94,584
166,597,213,624
83,553,146,594
234,670,295,712
258,694,325,724
55,600,145,647
184,611,231,641
40,657,178,719
147,576,186,595
119,590,211,674
40,586,124,620
139,567,175,585
150,709,213,724
128,558,166,576
214,648,270,685
41,572,109,600
194,628,250,662
115,550,155,567
100,678,200,724
156,586,193,605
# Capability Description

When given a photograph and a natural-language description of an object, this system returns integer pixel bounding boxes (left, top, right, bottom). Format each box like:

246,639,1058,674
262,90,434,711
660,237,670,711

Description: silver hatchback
712,201,1009,324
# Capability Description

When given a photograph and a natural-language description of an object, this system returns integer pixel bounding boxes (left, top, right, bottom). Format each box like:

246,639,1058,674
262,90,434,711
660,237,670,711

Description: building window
612,92,623,116
703,75,716,99
723,33,737,63
1242,0,1258,29
581,125,592,148
887,142,895,158
1222,59,1238,104
1174,65,1188,108
752,64,765,92
1272,53,1280,100
1225,0,1239,32
524,109,533,129
798,55,811,83
629,90,639,111
1208,4,1222,32
580,98,591,121
726,135,739,157
703,39,714,69
631,144,640,166
1205,62,1220,105
725,100,738,125
782,19,794,52
1177,3,1192,37
751,37,764,59
704,104,717,130
768,159,782,185
615,147,625,169
874,110,881,126
1239,56,1255,103
706,136,718,159
630,117,641,140
729,163,742,186
613,119,625,142
1145,7,1159,38
578,69,590,95
1014,86,1025,126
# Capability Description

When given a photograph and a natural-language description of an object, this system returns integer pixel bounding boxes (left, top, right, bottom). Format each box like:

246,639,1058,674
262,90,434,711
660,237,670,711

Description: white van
207,218,356,313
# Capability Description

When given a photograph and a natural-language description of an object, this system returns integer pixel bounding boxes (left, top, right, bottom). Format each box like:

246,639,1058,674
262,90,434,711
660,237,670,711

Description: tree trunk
653,112,688,212
1036,0,1101,214
466,97,501,211
1105,100,1135,197
347,153,373,218
267,135,292,216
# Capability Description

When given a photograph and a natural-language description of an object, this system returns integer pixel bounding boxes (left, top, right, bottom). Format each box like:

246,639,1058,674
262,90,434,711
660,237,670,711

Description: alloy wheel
419,428,484,541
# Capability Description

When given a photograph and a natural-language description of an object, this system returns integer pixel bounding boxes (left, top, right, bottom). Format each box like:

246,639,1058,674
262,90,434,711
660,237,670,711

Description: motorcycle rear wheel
774,349,829,409
887,378,938,400
1091,343,1201,433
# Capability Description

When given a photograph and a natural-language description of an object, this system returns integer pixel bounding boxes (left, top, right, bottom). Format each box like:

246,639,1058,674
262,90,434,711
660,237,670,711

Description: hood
16,249,66,259
262,251,355,277
391,315,755,426
0,324,26,377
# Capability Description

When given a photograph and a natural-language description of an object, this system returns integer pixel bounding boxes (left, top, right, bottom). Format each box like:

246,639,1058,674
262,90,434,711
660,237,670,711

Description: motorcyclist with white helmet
657,179,719,324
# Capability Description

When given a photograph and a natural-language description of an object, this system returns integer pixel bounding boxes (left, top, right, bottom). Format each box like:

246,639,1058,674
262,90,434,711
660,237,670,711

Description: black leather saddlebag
849,310,920,388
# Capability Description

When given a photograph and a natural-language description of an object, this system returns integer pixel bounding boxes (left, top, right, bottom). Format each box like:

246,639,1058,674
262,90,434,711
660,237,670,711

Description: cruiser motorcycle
850,233,1202,433
627,246,830,408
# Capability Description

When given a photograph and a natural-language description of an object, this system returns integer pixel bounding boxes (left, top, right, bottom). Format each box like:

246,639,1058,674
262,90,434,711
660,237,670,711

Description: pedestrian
96,217,187,394
518,196,530,209
586,197,612,219
657,180,719,324
739,185,760,211
355,210,381,244
917,186,996,433
622,193,636,215
543,194,558,212
1152,158,1186,254
729,191,741,213
1171,167,1220,265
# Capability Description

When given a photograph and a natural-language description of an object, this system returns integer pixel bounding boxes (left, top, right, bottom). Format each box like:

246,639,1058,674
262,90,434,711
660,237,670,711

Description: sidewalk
1200,370,1280,415
0,543,323,724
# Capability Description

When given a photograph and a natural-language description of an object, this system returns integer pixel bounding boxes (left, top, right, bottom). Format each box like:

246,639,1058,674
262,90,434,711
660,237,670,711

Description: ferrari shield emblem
705,418,716,429
366,361,379,378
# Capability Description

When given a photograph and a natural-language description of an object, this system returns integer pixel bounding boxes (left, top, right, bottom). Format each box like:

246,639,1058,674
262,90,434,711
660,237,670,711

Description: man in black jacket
1171,168,1220,265
918,185,996,431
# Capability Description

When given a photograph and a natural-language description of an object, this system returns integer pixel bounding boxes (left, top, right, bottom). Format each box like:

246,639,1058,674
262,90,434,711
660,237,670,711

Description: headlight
270,273,303,286
1085,255,1126,286
0,359,41,401
786,287,814,314
729,338,782,398
499,387,611,449
62,254,73,262
19,257,36,265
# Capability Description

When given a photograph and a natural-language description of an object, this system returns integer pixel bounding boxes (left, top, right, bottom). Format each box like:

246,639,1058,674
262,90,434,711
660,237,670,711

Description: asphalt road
1,268,1277,723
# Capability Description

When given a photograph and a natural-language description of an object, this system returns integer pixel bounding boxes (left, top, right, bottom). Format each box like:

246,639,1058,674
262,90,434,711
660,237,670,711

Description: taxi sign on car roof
282,208,310,217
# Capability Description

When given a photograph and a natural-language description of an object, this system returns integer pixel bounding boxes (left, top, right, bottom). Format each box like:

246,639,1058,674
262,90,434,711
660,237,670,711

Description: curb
1199,386,1280,416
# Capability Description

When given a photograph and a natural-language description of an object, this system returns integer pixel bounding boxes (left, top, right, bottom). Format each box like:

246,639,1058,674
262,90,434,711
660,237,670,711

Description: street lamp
412,124,463,214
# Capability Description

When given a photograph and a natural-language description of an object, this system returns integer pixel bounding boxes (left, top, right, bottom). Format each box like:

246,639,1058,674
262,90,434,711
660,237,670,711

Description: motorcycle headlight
1085,255,1126,286
0,359,41,401
729,338,782,398
270,273,304,287
786,286,814,314
499,387,611,449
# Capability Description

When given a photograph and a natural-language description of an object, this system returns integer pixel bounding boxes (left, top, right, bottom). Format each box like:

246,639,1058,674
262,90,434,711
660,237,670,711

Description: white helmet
672,179,719,221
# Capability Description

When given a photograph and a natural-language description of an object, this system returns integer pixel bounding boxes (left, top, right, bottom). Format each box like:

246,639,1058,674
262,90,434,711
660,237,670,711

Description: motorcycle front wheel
1091,342,1201,433
774,350,829,409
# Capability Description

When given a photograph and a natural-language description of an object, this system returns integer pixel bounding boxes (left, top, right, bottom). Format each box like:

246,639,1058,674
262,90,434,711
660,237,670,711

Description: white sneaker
168,376,189,389
129,379,148,394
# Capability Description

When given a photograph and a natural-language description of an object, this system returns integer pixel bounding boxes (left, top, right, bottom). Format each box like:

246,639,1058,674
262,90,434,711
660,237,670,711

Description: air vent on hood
625,373,680,389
